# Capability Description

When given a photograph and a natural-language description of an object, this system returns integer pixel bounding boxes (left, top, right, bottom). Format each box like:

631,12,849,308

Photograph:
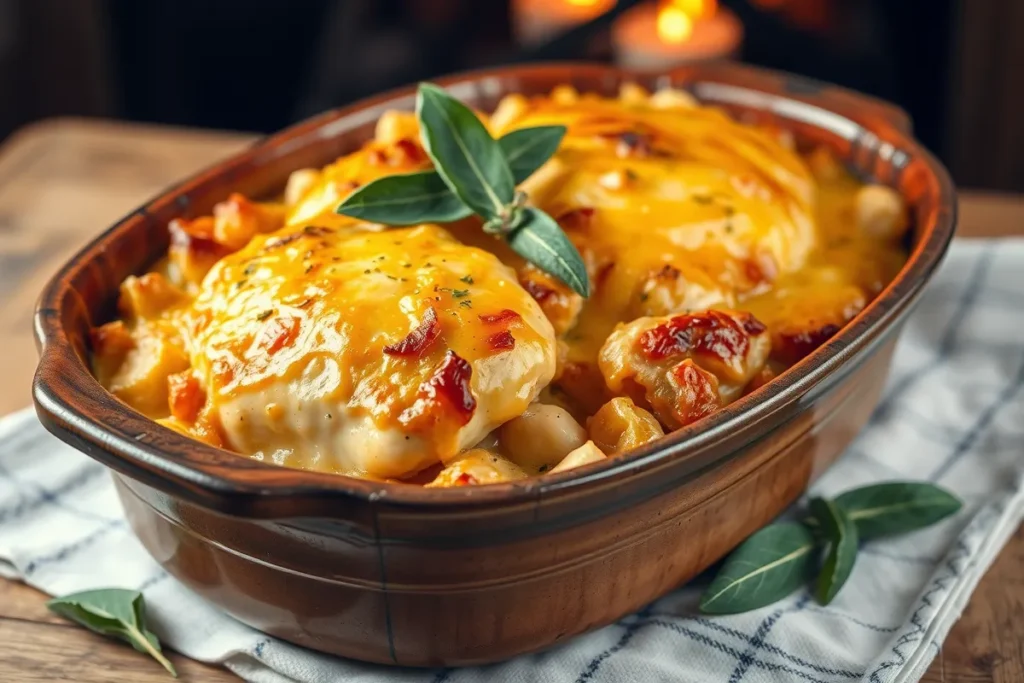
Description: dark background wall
0,0,1020,190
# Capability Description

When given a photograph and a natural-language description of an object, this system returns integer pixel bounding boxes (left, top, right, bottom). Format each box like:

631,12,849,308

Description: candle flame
672,0,718,18
565,0,600,6
657,6,693,44
657,0,716,44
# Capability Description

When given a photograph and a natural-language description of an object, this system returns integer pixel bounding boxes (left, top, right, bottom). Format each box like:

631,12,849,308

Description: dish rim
32,61,957,514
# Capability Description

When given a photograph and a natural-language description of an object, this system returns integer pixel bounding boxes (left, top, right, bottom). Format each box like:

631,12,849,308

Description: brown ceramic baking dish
32,62,955,666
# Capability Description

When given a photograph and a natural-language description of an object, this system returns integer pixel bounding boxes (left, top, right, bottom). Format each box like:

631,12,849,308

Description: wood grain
0,607,235,682
0,118,1020,680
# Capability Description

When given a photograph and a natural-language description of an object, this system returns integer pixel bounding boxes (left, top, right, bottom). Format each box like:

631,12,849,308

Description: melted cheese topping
91,84,908,485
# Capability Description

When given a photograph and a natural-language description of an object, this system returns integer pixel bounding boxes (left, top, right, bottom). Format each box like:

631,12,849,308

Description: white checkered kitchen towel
2,239,1023,683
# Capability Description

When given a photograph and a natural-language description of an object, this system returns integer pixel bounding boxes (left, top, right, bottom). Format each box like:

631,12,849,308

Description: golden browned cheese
91,84,907,485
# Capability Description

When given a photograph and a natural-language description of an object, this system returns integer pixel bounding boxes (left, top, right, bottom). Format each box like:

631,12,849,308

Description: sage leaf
417,83,514,220
47,588,177,677
699,522,816,615
335,171,471,224
334,126,565,224
810,497,858,605
506,207,590,297
499,125,567,184
834,482,962,540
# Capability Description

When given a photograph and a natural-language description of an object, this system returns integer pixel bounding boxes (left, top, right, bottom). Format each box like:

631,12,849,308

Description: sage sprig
336,170,470,226
336,125,568,226
699,481,962,614
700,523,816,615
499,125,568,183
809,497,858,605
336,82,589,297
833,482,962,539
416,82,514,220
47,588,177,677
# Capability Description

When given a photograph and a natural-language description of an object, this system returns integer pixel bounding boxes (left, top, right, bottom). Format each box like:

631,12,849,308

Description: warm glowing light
657,4,694,43
566,0,600,6
672,0,718,19
613,1,742,68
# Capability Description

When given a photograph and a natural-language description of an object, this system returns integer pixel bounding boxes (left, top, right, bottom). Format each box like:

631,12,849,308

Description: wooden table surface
0,118,1021,681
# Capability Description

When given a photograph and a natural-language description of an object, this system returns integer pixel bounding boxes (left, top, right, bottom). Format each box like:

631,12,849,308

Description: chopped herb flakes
437,286,470,298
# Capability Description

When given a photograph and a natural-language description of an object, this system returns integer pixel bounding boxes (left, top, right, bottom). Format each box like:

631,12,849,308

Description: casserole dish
33,62,956,666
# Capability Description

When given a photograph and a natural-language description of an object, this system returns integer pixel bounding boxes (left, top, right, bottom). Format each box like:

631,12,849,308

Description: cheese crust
91,84,907,485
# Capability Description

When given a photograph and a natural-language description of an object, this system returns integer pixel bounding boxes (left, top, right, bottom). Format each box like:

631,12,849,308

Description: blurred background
0,0,1021,190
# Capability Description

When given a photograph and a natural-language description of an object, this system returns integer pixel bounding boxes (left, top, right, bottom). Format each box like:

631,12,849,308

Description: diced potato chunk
118,273,185,320
375,110,420,146
856,184,908,240
551,84,579,105
90,321,136,382
106,331,190,418
650,87,698,109
426,450,528,487
284,168,321,206
500,403,587,472
619,82,649,105
588,397,664,455
550,441,606,473
212,193,287,250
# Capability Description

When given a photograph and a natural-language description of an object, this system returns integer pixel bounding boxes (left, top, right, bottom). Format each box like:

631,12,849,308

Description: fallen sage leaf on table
833,482,963,539
809,497,858,605
701,481,962,614
699,522,817,615
47,588,177,677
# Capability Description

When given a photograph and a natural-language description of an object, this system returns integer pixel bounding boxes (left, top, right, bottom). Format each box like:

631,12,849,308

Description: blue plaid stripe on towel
2,239,1023,683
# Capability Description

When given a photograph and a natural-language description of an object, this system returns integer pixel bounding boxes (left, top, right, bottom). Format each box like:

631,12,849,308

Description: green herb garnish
47,589,177,677
700,523,816,615
700,481,962,614
809,497,858,605
336,83,588,297
831,482,963,539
